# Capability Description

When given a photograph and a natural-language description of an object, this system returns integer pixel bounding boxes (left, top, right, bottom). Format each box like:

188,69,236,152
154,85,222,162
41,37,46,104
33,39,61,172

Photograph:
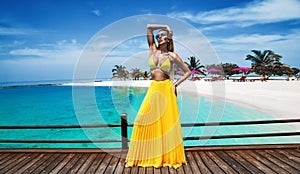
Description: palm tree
245,50,282,78
143,71,150,80
112,65,128,80
130,68,143,80
184,56,205,78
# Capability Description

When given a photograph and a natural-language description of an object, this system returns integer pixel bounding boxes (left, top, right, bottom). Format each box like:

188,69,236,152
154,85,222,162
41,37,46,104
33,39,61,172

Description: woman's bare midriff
151,70,169,81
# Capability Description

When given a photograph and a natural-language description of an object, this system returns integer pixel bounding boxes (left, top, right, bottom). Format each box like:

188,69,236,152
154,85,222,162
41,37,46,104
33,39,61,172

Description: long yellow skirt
125,80,186,169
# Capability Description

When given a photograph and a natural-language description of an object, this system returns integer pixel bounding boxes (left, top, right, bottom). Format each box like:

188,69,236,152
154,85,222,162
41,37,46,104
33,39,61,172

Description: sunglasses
155,33,167,40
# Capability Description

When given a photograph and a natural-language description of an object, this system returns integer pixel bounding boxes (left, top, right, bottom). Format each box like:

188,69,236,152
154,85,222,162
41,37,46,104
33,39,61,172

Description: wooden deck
0,145,299,174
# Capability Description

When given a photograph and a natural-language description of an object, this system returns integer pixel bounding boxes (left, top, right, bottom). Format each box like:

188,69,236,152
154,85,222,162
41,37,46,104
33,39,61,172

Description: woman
125,24,191,169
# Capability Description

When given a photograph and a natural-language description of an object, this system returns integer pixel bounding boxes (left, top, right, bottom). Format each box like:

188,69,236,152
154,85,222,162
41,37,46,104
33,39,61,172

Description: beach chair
233,76,246,82
260,76,267,82
238,76,247,82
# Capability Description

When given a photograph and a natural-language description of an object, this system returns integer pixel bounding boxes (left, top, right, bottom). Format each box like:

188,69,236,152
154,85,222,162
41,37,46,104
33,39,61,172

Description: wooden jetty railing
0,113,300,149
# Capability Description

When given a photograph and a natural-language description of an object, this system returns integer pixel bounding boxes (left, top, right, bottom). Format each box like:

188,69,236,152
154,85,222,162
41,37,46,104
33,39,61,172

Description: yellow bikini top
148,54,171,73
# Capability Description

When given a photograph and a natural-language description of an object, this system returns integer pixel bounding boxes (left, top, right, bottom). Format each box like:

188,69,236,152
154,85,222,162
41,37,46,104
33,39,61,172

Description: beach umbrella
204,68,222,73
233,67,253,76
204,68,222,77
191,69,199,74
191,69,206,75
233,67,253,71
176,70,184,75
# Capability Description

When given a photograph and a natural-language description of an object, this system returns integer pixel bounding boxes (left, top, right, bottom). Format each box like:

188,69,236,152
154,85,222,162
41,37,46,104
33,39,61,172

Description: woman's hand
173,84,177,96
166,25,173,38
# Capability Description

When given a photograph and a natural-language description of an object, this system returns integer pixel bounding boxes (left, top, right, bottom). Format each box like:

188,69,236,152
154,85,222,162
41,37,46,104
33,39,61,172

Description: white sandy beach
63,80,300,119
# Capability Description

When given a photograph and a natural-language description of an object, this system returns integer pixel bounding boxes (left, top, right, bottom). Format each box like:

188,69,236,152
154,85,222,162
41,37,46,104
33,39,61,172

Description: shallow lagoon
0,85,298,148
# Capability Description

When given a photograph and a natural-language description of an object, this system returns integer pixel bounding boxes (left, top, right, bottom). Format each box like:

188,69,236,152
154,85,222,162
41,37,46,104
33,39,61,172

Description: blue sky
0,0,299,82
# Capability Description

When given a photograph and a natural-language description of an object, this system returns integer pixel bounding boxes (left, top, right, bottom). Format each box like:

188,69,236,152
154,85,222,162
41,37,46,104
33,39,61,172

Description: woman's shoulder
168,52,180,59
168,51,176,56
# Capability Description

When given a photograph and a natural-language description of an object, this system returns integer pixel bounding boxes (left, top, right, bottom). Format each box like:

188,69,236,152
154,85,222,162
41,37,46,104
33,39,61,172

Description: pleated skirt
125,80,186,169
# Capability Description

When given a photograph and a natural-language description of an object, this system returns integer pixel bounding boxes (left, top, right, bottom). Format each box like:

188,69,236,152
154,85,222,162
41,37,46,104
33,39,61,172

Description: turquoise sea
0,81,299,148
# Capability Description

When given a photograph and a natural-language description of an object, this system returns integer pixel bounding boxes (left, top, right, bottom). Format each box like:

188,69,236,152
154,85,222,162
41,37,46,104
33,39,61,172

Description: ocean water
0,84,299,148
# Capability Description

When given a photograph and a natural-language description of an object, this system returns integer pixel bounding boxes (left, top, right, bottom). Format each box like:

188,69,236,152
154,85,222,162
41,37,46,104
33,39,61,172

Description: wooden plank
123,166,131,174
57,153,83,174
192,151,211,174
205,151,238,174
67,153,90,173
95,153,113,173
286,149,300,158
76,153,98,173
248,150,289,174
1,153,30,174
40,153,68,173
49,153,75,174
5,153,40,174
16,153,46,173
146,167,154,174
0,153,10,161
198,151,225,174
161,167,168,174
153,167,161,174
182,155,193,174
138,166,146,174
32,153,61,173
85,153,106,174
225,150,263,173
185,152,199,173
0,148,299,174
214,151,250,174
265,149,300,171
185,151,201,174
114,153,126,174
255,149,299,174
276,149,300,164
0,153,16,169
169,166,177,174
0,153,24,170
176,166,185,174
23,153,55,173
104,153,121,174
235,150,276,174
131,166,139,173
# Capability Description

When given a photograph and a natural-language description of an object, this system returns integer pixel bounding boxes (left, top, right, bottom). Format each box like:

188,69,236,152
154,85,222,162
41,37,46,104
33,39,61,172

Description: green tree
143,71,150,80
245,50,282,78
112,65,128,80
221,63,239,78
130,68,144,80
184,56,205,78
291,67,300,76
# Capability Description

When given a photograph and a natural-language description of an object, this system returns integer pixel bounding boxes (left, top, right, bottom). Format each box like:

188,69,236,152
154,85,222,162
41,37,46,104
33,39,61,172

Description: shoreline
63,79,300,120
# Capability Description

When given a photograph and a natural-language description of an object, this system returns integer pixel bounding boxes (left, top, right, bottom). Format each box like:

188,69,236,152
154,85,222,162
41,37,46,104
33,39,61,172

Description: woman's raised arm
171,52,191,87
147,24,173,51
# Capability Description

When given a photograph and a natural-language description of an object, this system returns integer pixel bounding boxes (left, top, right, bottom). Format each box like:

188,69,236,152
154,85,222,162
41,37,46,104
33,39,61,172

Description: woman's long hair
167,39,174,52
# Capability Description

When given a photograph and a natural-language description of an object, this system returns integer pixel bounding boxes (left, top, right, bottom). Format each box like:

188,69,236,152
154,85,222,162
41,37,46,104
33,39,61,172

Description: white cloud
168,0,300,27
210,30,300,67
9,48,45,56
13,40,25,45
8,39,82,64
0,26,37,35
218,34,285,44
92,10,101,16
0,39,84,82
